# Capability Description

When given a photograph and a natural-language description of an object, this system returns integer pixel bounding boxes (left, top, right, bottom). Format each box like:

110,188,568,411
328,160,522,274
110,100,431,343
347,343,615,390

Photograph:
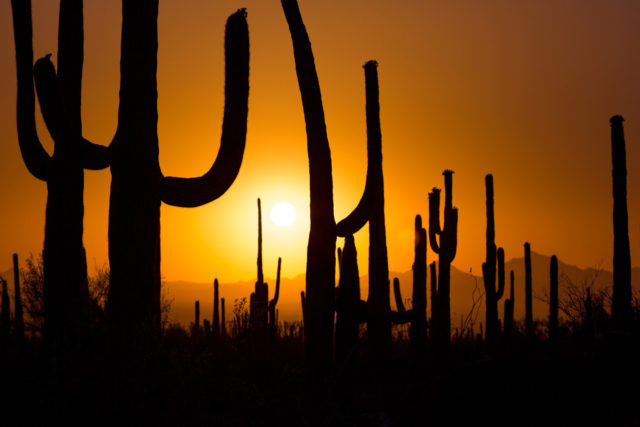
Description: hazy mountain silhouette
164,251,639,328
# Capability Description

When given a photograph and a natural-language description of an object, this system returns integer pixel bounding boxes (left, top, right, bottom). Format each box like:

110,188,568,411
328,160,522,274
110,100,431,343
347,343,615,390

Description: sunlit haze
0,0,638,289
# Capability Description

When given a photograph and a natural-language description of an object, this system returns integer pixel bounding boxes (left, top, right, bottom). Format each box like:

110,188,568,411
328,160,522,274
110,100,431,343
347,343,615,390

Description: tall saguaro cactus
281,0,380,375
428,170,458,355
524,242,533,339
482,174,505,351
609,115,632,331
12,0,109,348
35,2,249,340
411,215,427,357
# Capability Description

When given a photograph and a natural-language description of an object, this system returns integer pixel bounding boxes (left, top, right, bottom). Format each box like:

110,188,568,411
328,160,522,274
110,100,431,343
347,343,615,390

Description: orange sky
0,0,639,288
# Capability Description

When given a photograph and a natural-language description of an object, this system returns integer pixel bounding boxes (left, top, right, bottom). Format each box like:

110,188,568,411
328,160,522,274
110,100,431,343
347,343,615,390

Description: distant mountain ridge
2,254,639,329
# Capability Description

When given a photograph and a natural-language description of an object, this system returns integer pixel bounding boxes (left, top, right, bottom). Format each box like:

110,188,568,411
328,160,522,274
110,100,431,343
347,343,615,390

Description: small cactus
503,270,515,339
549,255,558,343
220,298,226,338
213,279,220,339
524,242,533,339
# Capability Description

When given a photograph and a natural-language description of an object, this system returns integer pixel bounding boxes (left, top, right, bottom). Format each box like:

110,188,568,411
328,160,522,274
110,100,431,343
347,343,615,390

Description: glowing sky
0,0,639,286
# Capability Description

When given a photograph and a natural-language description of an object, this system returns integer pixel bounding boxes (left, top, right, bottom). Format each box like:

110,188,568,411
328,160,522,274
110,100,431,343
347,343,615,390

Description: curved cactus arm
496,247,505,300
162,9,249,207
11,0,51,181
393,277,406,312
269,257,282,309
33,56,110,170
336,60,382,237
428,188,442,254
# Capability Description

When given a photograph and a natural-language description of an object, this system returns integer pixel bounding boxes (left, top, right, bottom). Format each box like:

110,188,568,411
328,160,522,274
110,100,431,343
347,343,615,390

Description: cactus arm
11,0,50,181
496,247,505,300
393,277,406,312
270,257,282,308
336,60,381,237
446,208,459,261
428,188,442,253
33,56,110,170
162,9,249,207
57,0,83,133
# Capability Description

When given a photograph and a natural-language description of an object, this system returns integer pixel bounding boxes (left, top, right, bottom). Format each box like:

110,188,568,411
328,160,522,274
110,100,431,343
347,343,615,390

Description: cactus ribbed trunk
549,255,558,343
362,61,390,360
107,0,162,340
609,115,632,331
524,242,533,339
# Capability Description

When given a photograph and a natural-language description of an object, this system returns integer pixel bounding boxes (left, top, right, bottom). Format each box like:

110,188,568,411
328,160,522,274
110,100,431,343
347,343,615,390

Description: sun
270,202,296,226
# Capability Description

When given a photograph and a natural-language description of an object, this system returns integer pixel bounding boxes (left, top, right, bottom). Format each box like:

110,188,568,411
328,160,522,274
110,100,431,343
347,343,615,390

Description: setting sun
270,202,296,226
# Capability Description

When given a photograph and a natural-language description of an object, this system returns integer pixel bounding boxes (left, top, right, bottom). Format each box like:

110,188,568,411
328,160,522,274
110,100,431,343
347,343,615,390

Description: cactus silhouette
282,0,380,374
410,215,428,358
503,270,515,339
481,174,505,351
393,278,406,312
1,278,10,341
335,234,364,370
221,297,227,338
549,255,558,343
213,279,220,339
195,301,200,330
428,171,458,355
524,242,533,339
12,254,24,342
268,258,282,338
609,115,632,331
11,0,109,348
34,3,249,339
250,199,269,332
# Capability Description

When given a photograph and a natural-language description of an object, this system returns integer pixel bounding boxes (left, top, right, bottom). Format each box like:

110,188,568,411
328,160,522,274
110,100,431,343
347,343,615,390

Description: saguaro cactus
12,0,109,348
428,170,458,354
282,0,381,374
213,279,220,338
524,242,533,339
268,258,282,337
549,255,558,343
503,270,515,339
35,3,249,340
250,199,269,331
482,174,505,351
335,235,364,369
609,115,632,331
411,215,428,357
194,301,200,329
221,297,226,338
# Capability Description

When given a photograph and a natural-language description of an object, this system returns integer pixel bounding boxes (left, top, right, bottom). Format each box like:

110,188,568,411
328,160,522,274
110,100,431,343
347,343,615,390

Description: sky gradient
0,0,639,288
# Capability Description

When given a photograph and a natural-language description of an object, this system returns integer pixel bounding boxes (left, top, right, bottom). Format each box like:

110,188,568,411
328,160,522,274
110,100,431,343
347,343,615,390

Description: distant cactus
1,278,10,340
411,215,428,357
268,258,282,338
11,0,108,348
213,279,220,339
195,300,200,329
282,0,381,373
33,3,249,340
221,298,227,338
393,278,406,312
503,270,515,339
524,242,533,339
481,174,505,351
428,170,458,355
13,254,24,342
609,115,632,331
549,255,558,343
